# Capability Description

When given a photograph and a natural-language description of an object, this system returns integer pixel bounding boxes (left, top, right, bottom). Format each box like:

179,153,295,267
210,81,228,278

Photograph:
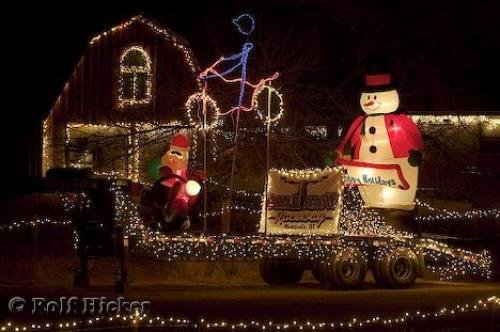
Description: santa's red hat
171,133,190,149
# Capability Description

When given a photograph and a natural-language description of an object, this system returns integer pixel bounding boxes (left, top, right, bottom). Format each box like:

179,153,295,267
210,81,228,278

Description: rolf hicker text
8,296,150,315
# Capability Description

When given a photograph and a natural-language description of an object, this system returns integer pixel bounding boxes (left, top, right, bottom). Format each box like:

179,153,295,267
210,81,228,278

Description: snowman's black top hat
363,73,396,92
362,57,397,92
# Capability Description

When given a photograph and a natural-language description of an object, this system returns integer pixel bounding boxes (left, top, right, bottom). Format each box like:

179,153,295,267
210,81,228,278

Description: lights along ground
0,281,498,330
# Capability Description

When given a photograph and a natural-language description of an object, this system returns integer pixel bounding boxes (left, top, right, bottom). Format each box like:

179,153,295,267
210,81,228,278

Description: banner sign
338,159,410,190
260,168,344,235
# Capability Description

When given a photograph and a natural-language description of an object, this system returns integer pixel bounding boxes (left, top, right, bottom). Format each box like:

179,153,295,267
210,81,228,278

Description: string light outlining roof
48,15,202,119
89,15,200,81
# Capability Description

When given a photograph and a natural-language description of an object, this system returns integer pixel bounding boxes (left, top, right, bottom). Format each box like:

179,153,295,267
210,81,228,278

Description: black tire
259,259,304,285
322,249,367,289
373,248,418,289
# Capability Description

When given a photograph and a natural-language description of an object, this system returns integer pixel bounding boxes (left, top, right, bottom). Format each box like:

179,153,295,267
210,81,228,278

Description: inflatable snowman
336,70,423,210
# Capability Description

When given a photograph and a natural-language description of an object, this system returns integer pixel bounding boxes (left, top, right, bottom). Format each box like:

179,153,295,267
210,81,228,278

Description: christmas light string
125,185,491,280
43,14,202,176
0,218,72,232
141,169,497,220
232,13,255,36
253,84,285,124
204,170,499,223
411,114,500,129
62,121,187,181
199,71,280,116
0,296,498,331
185,13,281,129
415,199,499,222
117,46,153,108
199,193,500,223
418,238,492,280
88,15,200,87
42,119,49,174
185,91,221,130
198,13,259,117
198,42,253,119
207,178,262,198
0,179,495,320
0,172,493,281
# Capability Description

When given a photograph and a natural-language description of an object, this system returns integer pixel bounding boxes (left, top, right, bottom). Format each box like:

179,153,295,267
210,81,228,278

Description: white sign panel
260,168,344,235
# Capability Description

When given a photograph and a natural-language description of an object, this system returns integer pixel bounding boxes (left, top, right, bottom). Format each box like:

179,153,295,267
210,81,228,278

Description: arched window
118,46,152,107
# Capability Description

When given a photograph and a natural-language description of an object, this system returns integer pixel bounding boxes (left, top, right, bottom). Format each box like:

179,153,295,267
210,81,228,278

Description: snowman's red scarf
336,158,410,190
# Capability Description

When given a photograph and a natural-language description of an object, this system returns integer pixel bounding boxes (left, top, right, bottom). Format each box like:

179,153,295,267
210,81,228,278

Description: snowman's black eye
367,95,371,100
374,95,377,100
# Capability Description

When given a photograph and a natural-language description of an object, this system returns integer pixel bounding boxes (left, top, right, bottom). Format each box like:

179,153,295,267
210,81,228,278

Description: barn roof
47,15,201,123
88,15,200,76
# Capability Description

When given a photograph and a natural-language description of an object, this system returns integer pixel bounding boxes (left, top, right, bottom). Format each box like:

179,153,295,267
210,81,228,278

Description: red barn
43,15,201,182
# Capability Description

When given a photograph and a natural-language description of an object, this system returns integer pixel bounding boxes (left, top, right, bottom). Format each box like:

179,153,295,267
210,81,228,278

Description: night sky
3,0,500,178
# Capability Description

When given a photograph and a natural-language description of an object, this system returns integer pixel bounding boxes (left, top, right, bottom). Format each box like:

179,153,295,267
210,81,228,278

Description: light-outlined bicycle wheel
185,92,221,130
252,85,284,125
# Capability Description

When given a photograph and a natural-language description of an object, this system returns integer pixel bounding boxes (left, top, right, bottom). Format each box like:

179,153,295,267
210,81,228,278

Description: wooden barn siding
44,19,201,174
49,20,199,126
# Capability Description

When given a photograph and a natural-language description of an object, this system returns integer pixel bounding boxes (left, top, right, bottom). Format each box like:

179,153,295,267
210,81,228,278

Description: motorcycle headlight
186,180,201,196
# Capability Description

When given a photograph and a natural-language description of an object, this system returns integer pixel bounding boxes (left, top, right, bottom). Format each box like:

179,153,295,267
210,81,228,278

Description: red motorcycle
140,166,206,232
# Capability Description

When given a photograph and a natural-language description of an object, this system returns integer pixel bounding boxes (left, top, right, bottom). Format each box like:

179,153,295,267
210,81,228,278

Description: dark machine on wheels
16,168,129,293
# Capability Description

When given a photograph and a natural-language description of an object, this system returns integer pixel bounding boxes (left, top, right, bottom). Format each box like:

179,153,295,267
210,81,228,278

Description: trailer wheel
322,249,367,289
373,248,418,289
259,259,304,285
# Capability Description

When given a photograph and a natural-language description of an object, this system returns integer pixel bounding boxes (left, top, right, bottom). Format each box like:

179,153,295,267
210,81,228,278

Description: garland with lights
1,296,498,331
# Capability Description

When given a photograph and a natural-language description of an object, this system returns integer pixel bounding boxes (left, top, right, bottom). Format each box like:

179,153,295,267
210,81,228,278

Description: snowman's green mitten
343,142,353,156
408,150,422,167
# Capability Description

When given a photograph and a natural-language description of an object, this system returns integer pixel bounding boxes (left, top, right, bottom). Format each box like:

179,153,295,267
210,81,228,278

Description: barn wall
49,18,199,125
44,17,201,177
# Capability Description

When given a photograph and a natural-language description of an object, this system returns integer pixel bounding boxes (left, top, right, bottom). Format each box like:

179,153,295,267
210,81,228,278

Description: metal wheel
322,248,367,289
373,248,418,289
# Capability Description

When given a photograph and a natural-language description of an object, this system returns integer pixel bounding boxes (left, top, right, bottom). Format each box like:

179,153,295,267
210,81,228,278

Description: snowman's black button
369,145,377,153
369,126,376,134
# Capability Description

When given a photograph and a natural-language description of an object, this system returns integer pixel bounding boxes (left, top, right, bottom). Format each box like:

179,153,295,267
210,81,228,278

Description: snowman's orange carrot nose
364,101,374,106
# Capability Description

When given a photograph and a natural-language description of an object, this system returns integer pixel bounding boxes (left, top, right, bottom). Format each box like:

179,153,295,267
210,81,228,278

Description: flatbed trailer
127,168,491,290
129,228,491,290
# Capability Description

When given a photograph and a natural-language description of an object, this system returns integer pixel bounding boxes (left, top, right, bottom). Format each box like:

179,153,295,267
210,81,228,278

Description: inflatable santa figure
336,67,423,210
159,133,205,230
141,133,205,232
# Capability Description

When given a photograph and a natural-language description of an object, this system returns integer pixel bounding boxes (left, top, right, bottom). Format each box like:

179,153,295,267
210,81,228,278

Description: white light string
0,296,498,331
0,174,493,281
